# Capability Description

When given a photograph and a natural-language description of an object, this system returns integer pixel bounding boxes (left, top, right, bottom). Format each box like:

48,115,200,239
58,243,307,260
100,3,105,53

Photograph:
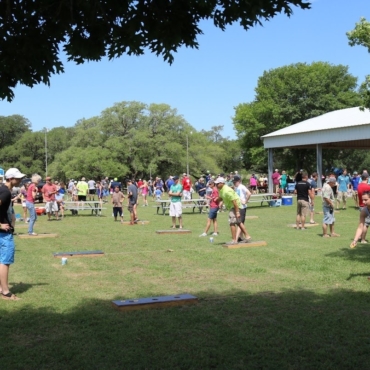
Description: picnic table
248,193,276,207
154,198,207,215
64,201,107,216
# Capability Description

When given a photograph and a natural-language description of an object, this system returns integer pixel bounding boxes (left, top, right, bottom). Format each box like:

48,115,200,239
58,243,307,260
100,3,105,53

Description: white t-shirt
88,180,96,190
235,184,250,209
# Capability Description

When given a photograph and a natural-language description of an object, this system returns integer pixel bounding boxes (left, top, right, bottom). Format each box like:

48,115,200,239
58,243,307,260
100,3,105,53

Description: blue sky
1,0,369,139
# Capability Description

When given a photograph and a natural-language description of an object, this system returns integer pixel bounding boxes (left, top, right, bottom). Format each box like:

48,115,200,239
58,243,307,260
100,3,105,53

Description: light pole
186,131,192,175
186,135,189,176
44,128,48,177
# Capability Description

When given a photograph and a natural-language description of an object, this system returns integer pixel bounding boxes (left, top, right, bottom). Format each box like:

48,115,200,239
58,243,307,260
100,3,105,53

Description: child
155,187,162,201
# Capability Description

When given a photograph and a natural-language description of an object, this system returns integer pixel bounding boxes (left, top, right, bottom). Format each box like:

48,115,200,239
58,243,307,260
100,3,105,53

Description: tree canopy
233,62,361,172
0,0,310,101
347,17,370,109
0,101,236,180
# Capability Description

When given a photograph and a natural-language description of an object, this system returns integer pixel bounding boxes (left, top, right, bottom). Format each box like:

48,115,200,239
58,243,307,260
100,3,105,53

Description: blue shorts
208,207,219,220
0,233,15,265
323,206,335,225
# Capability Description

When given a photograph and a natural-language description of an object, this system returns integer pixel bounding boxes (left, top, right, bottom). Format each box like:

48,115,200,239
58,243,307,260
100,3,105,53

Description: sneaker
226,240,238,245
199,233,207,237
212,232,219,236
361,240,368,244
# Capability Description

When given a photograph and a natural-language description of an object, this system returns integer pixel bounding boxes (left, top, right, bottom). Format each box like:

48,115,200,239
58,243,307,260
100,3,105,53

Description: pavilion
261,106,370,192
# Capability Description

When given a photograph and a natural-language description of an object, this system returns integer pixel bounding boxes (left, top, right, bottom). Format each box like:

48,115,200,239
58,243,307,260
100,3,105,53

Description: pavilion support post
268,148,273,193
316,144,322,188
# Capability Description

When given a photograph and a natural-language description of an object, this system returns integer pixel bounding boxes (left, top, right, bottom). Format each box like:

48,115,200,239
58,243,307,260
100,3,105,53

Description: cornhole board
245,216,259,219
112,294,198,311
18,233,58,239
156,229,191,234
287,223,319,228
53,250,104,258
121,221,150,225
223,240,267,249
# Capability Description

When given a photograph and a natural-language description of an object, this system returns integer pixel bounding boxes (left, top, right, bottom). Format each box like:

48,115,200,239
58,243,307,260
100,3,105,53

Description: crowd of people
2,165,370,300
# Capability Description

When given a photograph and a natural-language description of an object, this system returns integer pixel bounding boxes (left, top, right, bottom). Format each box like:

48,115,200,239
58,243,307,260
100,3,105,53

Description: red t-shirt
358,182,370,207
210,187,219,208
26,183,36,203
137,180,143,188
182,177,191,191
42,183,57,202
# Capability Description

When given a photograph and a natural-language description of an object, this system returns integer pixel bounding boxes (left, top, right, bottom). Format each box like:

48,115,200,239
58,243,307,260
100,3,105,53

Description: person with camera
0,168,25,300
322,177,340,238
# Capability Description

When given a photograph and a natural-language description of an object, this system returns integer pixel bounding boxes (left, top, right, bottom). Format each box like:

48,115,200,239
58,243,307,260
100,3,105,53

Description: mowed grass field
2,196,370,369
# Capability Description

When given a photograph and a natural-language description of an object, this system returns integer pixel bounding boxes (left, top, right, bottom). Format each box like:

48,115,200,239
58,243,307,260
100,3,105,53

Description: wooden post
316,144,322,189
268,148,273,193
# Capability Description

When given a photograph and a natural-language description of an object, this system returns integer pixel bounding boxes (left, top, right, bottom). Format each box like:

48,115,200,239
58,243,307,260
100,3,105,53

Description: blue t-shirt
337,175,349,192
351,176,360,191
196,183,206,197
166,179,174,190
155,189,162,196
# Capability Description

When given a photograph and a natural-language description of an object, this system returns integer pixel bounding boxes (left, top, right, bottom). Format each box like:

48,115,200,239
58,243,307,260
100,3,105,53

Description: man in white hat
0,168,25,300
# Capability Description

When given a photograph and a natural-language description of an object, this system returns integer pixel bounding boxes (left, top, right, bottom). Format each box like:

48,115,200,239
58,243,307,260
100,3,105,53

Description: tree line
0,102,243,181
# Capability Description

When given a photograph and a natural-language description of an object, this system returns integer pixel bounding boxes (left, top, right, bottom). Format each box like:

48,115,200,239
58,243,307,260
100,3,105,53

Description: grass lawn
2,196,370,369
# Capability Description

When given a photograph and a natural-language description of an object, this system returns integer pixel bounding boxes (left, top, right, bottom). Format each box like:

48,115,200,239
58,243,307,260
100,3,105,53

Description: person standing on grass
350,191,370,248
182,173,192,201
307,172,319,224
233,175,251,242
322,177,340,238
87,178,96,201
272,169,280,194
42,176,60,221
112,186,125,223
140,180,149,206
26,173,41,236
355,173,370,243
215,177,252,245
351,171,361,209
0,168,25,300
199,180,219,237
127,179,138,225
336,169,350,210
76,177,88,202
169,176,183,229
294,171,314,230
250,174,258,194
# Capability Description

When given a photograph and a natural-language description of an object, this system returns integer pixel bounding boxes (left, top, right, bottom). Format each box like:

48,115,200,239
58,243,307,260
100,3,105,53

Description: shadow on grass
2,289,370,369
326,245,370,263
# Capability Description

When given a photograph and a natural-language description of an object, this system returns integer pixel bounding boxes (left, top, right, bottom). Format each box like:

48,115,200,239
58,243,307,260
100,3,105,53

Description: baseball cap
5,168,26,179
214,177,226,184
328,177,336,183
173,176,179,181
353,171,358,175
114,177,118,181
233,175,241,182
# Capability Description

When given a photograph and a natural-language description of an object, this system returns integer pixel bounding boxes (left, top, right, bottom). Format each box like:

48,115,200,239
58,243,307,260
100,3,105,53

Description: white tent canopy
261,107,370,192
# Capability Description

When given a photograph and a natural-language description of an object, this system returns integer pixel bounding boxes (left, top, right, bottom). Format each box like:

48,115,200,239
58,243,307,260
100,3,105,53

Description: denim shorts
208,207,219,220
0,233,15,264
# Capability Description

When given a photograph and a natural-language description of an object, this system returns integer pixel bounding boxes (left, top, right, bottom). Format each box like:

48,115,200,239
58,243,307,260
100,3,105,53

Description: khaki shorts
337,191,347,201
228,209,241,225
297,200,309,216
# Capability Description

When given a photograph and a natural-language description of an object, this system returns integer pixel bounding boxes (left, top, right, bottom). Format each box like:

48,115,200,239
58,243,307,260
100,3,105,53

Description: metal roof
262,107,370,149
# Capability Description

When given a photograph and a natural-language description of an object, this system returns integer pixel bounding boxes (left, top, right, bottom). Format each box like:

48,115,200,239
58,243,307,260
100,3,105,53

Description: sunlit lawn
2,196,370,369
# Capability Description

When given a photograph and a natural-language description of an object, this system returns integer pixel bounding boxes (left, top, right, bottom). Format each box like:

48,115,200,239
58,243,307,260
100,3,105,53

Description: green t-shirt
219,184,242,210
77,181,89,196
170,183,183,203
